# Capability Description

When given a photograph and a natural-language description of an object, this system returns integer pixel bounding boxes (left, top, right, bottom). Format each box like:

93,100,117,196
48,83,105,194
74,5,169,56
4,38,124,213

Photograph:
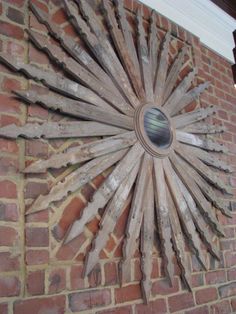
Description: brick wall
0,0,236,313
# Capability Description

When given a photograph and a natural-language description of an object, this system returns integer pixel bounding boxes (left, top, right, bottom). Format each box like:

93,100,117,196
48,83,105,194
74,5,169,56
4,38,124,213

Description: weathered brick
26,249,49,265
88,264,102,288
104,262,118,286
0,202,18,221
115,284,141,303
27,270,45,295
0,251,19,271
195,287,218,304
210,300,231,314
7,7,24,24
25,227,49,247
69,289,111,312
14,296,66,314
185,305,209,314
135,298,167,314
2,77,22,92
205,270,226,285
96,306,132,314
168,292,194,313
0,303,8,314
227,268,236,281
25,140,48,158
48,268,66,294
0,226,18,246
219,281,236,298
0,21,24,39
24,182,49,199
152,277,179,295
2,0,25,7
70,264,85,290
0,275,20,297
0,180,17,198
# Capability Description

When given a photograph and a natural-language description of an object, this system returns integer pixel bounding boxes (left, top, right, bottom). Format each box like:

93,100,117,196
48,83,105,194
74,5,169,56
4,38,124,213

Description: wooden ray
26,149,128,215
148,11,160,84
84,161,140,276
164,158,207,270
163,166,192,291
24,131,136,173
169,151,225,236
120,153,153,285
64,142,145,244
136,7,154,102
0,53,116,113
163,69,197,114
64,0,140,109
182,122,226,135
101,0,145,101
163,46,188,103
153,158,175,285
176,131,228,153
188,146,233,173
29,2,123,100
154,32,171,106
0,121,125,139
27,29,133,116
169,82,210,116
173,154,232,217
176,175,220,260
140,170,155,304
14,90,133,131
175,145,232,195
173,105,218,129
114,0,141,79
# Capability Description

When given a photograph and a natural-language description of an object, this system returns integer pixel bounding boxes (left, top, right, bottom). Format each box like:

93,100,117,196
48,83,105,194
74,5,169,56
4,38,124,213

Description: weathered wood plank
163,46,188,103
26,149,128,215
182,123,226,134
173,106,218,129
169,151,225,236
175,145,232,195
0,121,125,139
120,153,153,285
149,11,160,84
154,32,171,106
102,0,145,101
153,158,175,285
64,142,145,244
176,131,228,153
14,90,134,130
84,161,140,276
136,7,154,102
24,131,137,173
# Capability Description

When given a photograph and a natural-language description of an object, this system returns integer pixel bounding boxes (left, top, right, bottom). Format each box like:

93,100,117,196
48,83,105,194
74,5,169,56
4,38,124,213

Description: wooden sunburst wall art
0,0,233,304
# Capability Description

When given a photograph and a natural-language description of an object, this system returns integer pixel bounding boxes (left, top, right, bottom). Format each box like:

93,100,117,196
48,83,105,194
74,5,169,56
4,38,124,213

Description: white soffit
140,0,236,63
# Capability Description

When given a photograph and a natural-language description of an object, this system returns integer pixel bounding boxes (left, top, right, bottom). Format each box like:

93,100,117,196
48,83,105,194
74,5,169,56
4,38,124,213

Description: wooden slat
153,158,175,285
141,169,154,304
136,7,154,102
176,131,228,153
0,121,125,139
154,32,171,106
64,142,145,244
169,151,225,236
24,131,137,173
14,90,133,130
173,106,218,129
176,173,220,260
149,11,160,84
175,145,232,195
114,0,141,79
26,149,128,215
163,69,197,114
169,82,210,116
64,0,140,109
120,153,153,285
182,123,226,134
0,53,117,113
102,1,145,101
84,161,140,276
163,46,188,103
27,29,133,115
188,146,233,173
164,158,207,270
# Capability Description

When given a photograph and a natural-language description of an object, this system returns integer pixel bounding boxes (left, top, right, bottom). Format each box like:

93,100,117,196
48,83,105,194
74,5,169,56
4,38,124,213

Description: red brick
2,0,25,7
88,264,102,288
14,296,66,314
25,140,48,158
6,41,25,57
96,306,132,314
26,249,49,265
210,300,231,314
25,227,49,247
0,115,20,127
70,264,86,290
0,21,24,40
48,268,66,294
0,252,19,271
192,273,204,288
195,287,218,305
227,268,236,281
152,277,179,295
29,43,49,65
0,275,20,297
0,138,18,153
52,8,67,24
205,270,226,285
0,202,18,222
135,298,167,314
30,0,48,13
24,182,49,199
28,103,49,119
219,282,236,298
168,292,194,313
7,7,24,24
26,209,49,223
2,77,22,92
185,305,208,314
232,298,236,311
104,262,118,286
27,270,45,295
0,94,22,114
0,303,8,314
0,3,2,15
0,180,17,198
69,289,111,312
0,156,18,175
56,233,87,261
115,284,141,304
0,226,18,246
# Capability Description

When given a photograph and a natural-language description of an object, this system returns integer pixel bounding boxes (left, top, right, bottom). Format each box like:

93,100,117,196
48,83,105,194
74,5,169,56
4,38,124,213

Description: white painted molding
140,0,236,63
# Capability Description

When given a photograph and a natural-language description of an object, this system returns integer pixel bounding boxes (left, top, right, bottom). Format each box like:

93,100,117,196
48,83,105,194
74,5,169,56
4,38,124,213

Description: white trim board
140,0,236,63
